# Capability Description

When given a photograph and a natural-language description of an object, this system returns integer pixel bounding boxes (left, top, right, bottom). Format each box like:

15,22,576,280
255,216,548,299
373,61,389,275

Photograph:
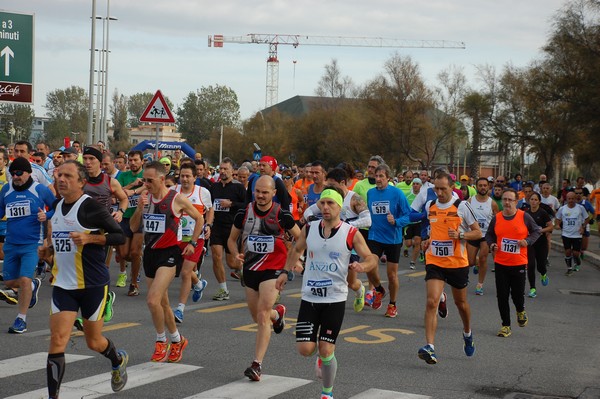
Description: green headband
319,189,343,207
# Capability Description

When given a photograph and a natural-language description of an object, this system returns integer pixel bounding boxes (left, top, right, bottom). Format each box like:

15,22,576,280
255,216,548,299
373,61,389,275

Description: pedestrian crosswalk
2,352,432,398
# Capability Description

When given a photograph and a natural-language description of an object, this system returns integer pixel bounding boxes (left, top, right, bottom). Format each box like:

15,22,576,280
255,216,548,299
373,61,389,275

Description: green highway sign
0,10,34,104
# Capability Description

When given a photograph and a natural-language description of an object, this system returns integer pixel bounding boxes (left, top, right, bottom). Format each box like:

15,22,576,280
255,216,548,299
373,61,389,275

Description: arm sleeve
78,198,125,246
348,209,371,229
485,217,497,246
303,203,320,220
232,208,246,229
524,212,542,245
278,209,297,230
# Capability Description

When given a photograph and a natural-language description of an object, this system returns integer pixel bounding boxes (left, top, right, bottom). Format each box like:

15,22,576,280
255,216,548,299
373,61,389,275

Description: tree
176,85,241,147
0,103,34,144
315,59,356,99
461,91,491,179
109,89,130,151
45,85,88,146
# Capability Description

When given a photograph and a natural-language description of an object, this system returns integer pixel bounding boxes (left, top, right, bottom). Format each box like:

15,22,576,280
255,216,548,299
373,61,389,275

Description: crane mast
209,34,466,108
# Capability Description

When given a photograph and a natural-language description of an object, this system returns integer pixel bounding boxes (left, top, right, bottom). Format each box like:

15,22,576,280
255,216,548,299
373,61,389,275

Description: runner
130,161,204,362
117,150,145,295
525,192,553,298
366,164,411,317
554,191,590,275
305,161,327,208
418,172,481,364
209,157,247,300
278,187,377,399
172,162,210,323
227,175,301,381
38,161,128,398
0,157,55,332
486,188,541,337
574,187,595,260
467,177,499,296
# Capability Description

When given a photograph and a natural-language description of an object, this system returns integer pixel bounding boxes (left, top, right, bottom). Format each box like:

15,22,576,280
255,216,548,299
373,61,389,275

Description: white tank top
468,196,493,235
302,220,355,303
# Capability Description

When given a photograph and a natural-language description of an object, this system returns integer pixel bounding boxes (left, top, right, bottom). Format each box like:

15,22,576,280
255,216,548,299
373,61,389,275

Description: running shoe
127,284,139,296
417,344,437,364
321,393,333,399
0,288,18,305
167,336,188,363
244,361,262,381
372,288,386,310
409,261,416,270
104,291,116,323
528,288,537,298
565,268,574,276
475,285,483,296
36,262,46,281
272,304,286,334
419,251,425,263
574,264,581,272
173,309,184,324
192,279,208,302
136,274,141,283
364,290,373,307
473,266,479,275
580,252,585,260
497,326,512,337
111,350,129,392
517,311,528,327
384,304,397,318
151,341,169,362
29,278,41,309
463,333,475,357
116,273,127,288
8,317,26,334
230,270,241,280
74,317,84,332
403,249,409,257
315,357,322,379
353,285,365,313
541,274,549,286
212,288,230,301
438,292,448,318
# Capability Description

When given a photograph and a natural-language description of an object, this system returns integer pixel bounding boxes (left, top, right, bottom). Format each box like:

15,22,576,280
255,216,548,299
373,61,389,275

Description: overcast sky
2,0,568,120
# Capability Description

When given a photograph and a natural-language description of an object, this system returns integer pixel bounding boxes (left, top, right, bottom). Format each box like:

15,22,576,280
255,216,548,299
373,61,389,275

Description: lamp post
87,0,96,145
101,1,117,146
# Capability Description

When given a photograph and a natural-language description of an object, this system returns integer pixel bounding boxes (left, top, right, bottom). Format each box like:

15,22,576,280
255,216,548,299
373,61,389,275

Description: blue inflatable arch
130,140,196,159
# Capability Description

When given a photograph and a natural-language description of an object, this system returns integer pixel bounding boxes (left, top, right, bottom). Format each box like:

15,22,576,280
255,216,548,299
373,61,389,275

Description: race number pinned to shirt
143,214,166,234
501,238,520,254
431,240,454,257
6,200,31,218
52,231,76,253
371,201,390,215
248,235,275,253
477,218,487,229
213,199,230,212
129,194,140,208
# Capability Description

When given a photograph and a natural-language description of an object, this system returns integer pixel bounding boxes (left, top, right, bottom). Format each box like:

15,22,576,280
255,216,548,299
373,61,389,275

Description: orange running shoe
151,341,169,362
168,336,188,363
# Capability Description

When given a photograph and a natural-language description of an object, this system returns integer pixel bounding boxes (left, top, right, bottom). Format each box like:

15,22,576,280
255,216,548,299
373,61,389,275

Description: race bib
6,200,31,218
143,214,166,233
213,199,230,212
565,217,577,227
500,238,520,254
52,231,76,254
129,194,139,208
477,218,487,229
371,201,390,215
248,235,275,253
431,240,454,257
307,279,332,297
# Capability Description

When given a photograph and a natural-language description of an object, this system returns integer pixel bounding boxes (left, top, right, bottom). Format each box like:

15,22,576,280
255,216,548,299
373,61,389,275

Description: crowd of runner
0,141,596,399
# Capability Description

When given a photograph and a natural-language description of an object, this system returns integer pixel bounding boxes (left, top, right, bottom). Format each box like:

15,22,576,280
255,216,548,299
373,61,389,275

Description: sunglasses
283,176,292,180
10,170,25,176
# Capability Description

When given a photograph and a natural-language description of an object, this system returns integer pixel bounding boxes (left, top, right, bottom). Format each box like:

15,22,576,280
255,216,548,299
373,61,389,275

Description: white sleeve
348,209,371,228
411,189,427,212
201,187,212,209
303,203,321,220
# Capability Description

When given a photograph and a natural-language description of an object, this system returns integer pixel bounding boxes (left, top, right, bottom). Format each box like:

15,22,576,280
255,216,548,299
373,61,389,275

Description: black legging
495,264,526,327
527,236,548,289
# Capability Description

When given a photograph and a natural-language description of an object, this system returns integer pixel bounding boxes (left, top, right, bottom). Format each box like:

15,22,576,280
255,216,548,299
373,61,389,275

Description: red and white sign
140,90,175,123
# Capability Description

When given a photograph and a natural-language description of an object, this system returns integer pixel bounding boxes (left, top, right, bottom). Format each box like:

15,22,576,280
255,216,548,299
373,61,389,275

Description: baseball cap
460,175,469,181
159,157,171,165
487,176,494,182
61,147,78,156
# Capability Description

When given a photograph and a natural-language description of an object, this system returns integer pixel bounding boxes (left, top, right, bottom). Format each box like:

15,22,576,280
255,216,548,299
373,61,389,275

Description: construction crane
208,34,466,108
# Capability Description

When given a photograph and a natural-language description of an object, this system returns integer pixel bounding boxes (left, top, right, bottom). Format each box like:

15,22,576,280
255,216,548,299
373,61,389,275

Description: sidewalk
550,228,600,270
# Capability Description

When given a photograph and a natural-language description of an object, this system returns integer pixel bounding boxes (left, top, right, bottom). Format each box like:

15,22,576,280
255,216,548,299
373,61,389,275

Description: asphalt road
1,242,599,399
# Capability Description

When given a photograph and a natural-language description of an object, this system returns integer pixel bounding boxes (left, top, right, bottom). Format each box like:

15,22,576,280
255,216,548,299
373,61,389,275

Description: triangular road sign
140,90,175,123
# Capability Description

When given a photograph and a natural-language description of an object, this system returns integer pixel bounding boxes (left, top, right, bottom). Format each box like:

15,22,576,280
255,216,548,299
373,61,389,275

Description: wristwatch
286,270,295,281
459,232,465,239
189,241,198,248
118,208,126,214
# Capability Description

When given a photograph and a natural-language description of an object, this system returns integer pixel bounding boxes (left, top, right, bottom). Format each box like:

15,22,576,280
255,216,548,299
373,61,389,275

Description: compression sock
320,353,337,394
47,352,65,399
101,338,122,368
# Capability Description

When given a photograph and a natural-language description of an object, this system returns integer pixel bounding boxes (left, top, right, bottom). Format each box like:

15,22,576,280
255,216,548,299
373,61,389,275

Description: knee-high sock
320,353,337,394
47,353,65,399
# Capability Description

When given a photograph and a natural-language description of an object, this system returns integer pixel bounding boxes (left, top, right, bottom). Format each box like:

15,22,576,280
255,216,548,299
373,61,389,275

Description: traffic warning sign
140,90,175,123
